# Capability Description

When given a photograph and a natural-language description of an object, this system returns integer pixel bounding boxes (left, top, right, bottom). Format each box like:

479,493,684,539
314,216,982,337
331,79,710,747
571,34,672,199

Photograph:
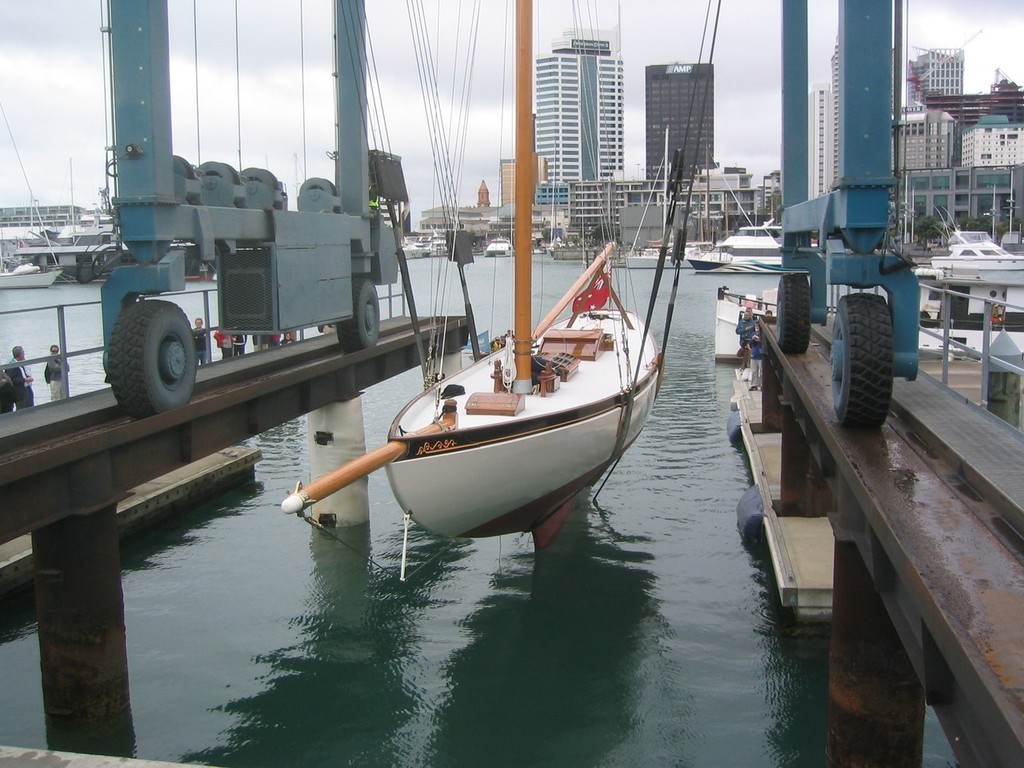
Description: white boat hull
0,268,59,289
688,254,793,273
384,310,659,539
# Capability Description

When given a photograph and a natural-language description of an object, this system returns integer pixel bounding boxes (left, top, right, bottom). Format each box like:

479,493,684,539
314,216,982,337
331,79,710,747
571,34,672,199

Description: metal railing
1,280,408,402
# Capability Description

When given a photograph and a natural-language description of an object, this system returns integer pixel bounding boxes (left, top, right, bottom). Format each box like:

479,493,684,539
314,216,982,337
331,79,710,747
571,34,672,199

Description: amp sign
666,64,694,75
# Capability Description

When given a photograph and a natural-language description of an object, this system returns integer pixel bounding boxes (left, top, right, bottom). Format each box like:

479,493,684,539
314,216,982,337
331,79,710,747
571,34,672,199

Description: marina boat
914,229,1024,355
713,285,777,362
687,223,788,273
0,261,60,289
626,241,711,269
402,234,447,258
14,212,120,282
484,237,512,257
401,236,434,258
928,229,1024,275
282,0,664,549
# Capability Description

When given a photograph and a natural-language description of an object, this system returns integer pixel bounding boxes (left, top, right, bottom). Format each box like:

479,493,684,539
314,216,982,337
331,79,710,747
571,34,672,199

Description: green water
0,262,955,766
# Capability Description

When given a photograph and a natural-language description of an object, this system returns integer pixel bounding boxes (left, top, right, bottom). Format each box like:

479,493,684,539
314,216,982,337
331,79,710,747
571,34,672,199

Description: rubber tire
831,293,893,428
108,300,197,419
337,277,380,352
777,272,810,353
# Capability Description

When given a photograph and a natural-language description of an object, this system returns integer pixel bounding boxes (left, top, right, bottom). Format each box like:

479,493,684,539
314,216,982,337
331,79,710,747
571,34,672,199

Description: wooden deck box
465,392,525,416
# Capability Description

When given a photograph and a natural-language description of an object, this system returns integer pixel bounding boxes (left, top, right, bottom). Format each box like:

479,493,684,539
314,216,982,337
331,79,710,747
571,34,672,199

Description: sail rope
404,0,486,389
594,0,722,503
298,508,458,583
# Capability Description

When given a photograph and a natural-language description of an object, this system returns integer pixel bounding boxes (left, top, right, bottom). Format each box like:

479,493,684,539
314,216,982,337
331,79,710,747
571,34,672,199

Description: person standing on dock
192,318,210,365
7,346,35,409
0,368,14,413
43,344,68,400
214,328,233,359
232,334,247,356
749,333,762,391
735,307,756,371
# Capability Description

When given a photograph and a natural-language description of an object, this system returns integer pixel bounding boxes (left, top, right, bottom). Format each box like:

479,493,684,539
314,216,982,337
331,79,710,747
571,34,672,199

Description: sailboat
282,0,662,549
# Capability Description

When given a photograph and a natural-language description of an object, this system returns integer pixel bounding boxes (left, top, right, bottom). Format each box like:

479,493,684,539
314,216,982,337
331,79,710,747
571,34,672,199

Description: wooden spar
512,0,534,394
281,401,458,515
532,243,613,338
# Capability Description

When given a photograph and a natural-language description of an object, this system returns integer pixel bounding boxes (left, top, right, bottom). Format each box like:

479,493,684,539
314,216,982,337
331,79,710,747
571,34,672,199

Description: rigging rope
595,0,723,503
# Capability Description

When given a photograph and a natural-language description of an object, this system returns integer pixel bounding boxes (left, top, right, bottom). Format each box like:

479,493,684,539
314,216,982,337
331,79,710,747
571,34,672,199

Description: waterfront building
905,165,1023,235
830,41,840,194
898,108,955,170
499,156,549,208
760,170,782,221
961,115,1024,168
417,203,566,245
644,63,714,180
535,30,625,183
809,82,835,198
0,204,84,231
923,78,1024,128
569,168,757,245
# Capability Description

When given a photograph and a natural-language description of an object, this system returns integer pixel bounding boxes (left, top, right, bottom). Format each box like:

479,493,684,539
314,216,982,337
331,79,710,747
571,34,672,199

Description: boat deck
396,311,657,434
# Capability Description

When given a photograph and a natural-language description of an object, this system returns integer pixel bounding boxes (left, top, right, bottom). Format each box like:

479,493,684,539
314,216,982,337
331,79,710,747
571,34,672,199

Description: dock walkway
731,376,834,622
729,353,1018,623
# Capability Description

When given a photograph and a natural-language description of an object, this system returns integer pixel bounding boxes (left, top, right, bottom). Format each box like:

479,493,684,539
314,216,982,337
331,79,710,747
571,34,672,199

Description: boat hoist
776,0,919,427
102,0,402,418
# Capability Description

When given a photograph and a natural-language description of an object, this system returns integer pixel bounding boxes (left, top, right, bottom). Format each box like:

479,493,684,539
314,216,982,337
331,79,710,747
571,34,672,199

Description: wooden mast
512,0,534,394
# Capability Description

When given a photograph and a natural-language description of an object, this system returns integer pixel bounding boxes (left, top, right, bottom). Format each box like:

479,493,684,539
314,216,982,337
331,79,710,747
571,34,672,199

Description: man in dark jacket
43,344,68,400
7,345,35,409
735,307,756,370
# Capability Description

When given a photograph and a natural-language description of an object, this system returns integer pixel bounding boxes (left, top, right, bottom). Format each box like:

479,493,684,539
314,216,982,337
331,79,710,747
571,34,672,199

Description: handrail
1,279,408,400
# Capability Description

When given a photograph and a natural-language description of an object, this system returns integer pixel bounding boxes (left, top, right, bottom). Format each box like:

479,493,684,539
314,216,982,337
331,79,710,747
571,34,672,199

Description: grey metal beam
0,317,468,545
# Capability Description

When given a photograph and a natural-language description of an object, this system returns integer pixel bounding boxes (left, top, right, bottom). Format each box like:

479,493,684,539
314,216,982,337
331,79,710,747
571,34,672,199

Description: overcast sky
1,1,1022,225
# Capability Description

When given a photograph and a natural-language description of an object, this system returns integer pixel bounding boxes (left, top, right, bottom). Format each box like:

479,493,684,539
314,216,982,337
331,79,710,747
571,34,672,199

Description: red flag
572,270,610,313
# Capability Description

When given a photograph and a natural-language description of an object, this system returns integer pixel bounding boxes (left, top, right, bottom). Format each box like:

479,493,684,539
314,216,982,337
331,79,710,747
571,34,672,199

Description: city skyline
1,1,1022,224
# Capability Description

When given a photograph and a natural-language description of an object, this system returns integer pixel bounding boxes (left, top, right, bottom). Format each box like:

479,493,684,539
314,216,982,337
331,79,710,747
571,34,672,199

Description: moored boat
626,241,711,269
484,236,512,257
14,213,119,282
687,223,790,273
0,262,60,289
927,229,1024,275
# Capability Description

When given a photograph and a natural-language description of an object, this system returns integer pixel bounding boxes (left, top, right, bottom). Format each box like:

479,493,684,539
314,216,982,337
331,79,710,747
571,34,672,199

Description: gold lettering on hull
415,438,458,456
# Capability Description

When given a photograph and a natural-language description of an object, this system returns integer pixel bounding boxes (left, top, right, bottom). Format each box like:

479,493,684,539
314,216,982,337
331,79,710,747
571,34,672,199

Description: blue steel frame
780,0,918,380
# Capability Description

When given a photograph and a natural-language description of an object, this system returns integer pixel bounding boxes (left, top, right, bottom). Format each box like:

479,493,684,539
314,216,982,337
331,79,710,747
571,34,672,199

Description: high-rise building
898,108,955,170
644,63,714,181
500,156,549,207
535,30,625,183
809,83,835,198
908,47,965,106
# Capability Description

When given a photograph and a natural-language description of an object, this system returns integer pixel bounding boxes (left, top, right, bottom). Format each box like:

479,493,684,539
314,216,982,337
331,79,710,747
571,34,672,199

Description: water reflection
176,496,670,767
425,503,666,767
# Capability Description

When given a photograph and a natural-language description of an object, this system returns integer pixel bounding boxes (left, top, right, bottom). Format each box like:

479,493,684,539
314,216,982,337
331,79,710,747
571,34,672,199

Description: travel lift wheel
831,293,893,428
337,276,381,352
108,299,198,419
776,272,811,354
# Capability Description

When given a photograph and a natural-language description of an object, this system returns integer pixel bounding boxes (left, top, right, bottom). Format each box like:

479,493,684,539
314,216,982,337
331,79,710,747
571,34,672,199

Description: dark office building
645,63,714,181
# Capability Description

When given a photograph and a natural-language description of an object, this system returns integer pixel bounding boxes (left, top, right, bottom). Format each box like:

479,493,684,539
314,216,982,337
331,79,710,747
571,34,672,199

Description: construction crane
907,30,981,103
